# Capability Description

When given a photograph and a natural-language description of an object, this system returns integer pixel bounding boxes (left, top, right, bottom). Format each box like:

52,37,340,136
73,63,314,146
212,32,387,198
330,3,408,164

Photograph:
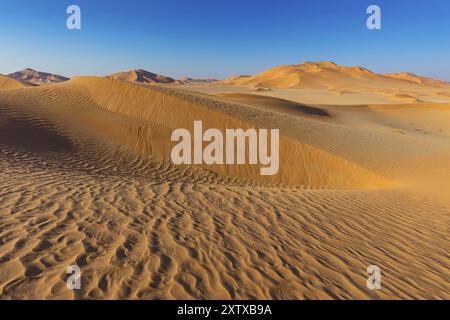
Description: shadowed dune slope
216,93,331,118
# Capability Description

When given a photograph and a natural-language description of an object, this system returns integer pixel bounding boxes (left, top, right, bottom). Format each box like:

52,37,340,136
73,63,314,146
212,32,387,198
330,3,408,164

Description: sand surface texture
0,68,449,299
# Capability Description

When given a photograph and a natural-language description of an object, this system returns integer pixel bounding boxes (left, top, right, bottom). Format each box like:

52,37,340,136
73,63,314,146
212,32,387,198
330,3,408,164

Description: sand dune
217,93,331,118
108,69,178,85
0,76,449,299
0,77,388,187
0,74,32,90
8,68,69,85
190,62,450,106
217,62,450,97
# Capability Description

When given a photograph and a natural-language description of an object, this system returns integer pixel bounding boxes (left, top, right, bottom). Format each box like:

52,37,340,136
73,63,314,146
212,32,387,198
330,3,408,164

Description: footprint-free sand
0,67,449,299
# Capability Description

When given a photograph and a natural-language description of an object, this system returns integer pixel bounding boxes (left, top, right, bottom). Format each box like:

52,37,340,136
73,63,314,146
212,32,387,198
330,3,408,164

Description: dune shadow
217,93,331,118
0,111,73,153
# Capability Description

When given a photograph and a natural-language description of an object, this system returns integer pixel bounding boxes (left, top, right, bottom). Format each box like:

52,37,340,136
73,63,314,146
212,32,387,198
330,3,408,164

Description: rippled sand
0,77,449,299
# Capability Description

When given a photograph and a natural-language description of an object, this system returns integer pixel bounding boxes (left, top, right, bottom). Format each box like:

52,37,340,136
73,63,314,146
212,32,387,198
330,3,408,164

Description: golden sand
0,67,449,299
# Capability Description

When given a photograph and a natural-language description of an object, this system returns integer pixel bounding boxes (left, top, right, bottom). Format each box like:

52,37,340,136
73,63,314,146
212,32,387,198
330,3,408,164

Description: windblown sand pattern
0,76,449,299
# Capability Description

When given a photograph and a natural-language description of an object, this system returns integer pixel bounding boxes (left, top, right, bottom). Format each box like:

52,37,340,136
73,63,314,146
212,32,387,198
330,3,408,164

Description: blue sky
0,0,449,80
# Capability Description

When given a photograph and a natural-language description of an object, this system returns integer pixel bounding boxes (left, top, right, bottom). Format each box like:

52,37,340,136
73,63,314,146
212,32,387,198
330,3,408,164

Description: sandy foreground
0,76,449,299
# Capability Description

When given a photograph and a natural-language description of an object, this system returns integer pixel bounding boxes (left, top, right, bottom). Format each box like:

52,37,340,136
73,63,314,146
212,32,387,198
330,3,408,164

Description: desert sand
0,74,32,90
0,63,449,299
185,62,450,105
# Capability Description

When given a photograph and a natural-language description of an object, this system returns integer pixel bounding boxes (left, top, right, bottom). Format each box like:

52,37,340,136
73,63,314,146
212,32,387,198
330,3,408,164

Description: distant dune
178,77,218,84
217,61,450,92
8,68,69,85
108,69,179,85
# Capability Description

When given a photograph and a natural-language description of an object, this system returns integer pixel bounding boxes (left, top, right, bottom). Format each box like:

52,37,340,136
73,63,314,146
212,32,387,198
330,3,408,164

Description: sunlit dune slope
384,72,449,86
215,93,450,197
0,76,388,188
218,61,450,94
0,74,32,90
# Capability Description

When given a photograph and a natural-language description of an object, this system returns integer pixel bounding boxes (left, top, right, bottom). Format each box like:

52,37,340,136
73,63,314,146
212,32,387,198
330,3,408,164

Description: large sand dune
0,76,449,299
7,68,69,85
213,62,450,106
218,61,450,91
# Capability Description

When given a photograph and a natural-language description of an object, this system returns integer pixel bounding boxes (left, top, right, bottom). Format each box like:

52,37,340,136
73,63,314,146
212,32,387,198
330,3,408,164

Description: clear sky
0,0,449,80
